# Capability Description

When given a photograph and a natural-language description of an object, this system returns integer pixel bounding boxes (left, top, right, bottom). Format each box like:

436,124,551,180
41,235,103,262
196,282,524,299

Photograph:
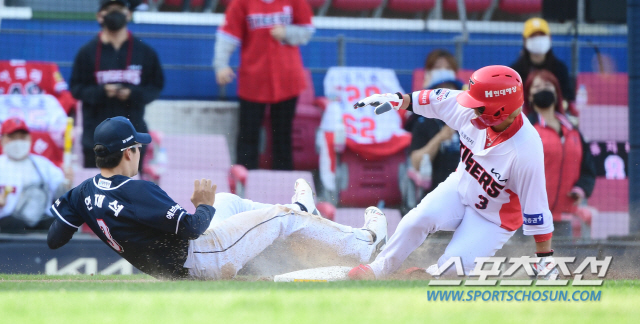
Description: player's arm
134,180,216,240
513,147,557,277
513,148,554,238
47,190,85,249
354,90,469,131
213,0,245,85
47,219,77,249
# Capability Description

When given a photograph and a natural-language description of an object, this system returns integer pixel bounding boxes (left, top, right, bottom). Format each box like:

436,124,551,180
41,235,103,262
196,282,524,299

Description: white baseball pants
184,193,374,280
368,172,515,278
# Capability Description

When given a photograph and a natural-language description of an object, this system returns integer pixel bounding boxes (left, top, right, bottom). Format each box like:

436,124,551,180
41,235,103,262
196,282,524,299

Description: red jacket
530,112,596,221
219,0,313,103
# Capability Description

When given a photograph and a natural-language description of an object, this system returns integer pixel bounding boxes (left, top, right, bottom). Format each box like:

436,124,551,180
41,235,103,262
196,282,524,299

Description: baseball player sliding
47,117,387,280
348,65,557,280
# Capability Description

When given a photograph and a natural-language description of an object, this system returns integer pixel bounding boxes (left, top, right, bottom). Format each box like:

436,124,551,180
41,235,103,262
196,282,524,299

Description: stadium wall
0,19,627,100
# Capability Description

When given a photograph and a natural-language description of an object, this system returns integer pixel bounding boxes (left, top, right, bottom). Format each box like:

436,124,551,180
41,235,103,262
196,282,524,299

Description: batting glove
533,251,559,280
353,92,404,114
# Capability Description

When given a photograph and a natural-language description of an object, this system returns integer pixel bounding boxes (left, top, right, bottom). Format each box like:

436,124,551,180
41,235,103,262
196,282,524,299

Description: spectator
524,70,596,236
0,118,71,233
215,0,314,170
510,17,577,116
0,60,77,116
70,0,164,169
183,0,215,12
407,49,463,131
421,49,462,90
0,94,68,168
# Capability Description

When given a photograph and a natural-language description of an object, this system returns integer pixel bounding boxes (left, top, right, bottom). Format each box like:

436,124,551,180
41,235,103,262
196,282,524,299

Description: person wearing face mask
0,118,71,233
524,70,596,236
70,0,164,170
510,18,576,116
421,49,462,91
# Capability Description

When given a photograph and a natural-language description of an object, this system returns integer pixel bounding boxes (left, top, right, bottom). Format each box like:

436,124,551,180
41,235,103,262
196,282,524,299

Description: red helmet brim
456,91,486,109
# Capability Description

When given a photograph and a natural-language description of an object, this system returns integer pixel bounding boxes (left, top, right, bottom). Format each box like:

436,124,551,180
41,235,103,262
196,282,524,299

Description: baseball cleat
348,264,375,280
362,206,387,262
292,179,321,216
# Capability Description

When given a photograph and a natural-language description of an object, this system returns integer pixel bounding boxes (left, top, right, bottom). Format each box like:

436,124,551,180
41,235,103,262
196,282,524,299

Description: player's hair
94,144,137,168
424,49,459,72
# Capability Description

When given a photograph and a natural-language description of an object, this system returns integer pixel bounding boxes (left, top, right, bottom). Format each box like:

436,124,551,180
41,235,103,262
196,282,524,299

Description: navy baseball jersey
50,174,215,279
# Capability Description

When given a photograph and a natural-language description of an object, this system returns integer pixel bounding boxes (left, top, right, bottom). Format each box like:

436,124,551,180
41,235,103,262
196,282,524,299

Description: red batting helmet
456,65,524,129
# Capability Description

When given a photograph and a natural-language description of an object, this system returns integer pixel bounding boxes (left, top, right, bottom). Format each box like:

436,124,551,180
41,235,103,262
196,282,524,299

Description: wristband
536,250,554,257
397,92,413,112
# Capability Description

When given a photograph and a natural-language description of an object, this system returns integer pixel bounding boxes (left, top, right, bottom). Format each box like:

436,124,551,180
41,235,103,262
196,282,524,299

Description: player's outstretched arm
353,92,412,114
172,179,218,240
47,219,77,249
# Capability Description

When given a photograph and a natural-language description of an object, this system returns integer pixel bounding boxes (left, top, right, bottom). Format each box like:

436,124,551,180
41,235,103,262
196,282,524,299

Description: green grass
1,275,638,324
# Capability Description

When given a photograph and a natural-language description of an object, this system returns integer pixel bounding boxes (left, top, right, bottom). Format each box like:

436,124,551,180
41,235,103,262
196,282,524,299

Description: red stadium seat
443,0,492,12
576,72,628,106
161,169,230,213
387,0,436,12
588,177,628,212
588,177,629,239
412,68,425,91
161,134,233,213
163,134,231,171
457,69,473,83
332,0,383,11
336,148,406,207
499,0,541,14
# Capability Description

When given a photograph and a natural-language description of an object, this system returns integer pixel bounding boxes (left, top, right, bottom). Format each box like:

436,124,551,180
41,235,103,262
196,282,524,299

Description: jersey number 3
97,219,124,253
475,195,489,210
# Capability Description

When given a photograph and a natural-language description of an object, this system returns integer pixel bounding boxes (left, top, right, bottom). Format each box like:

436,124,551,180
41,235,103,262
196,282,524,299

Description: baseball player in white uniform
347,65,557,279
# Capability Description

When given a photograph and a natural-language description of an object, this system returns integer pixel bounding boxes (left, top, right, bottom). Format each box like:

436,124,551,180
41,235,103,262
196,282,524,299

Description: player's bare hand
216,67,236,85
270,25,286,41
190,179,217,208
104,84,120,98
117,87,131,101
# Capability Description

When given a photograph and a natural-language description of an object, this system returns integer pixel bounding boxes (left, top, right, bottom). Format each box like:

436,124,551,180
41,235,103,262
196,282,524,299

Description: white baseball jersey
411,89,553,236
320,67,408,144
